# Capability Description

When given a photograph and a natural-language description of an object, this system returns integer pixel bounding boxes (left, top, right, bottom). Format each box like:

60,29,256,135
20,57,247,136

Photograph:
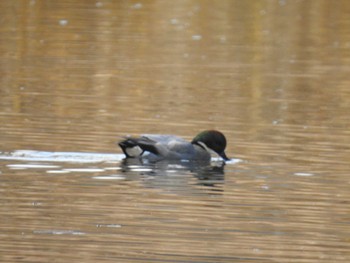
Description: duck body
118,130,229,162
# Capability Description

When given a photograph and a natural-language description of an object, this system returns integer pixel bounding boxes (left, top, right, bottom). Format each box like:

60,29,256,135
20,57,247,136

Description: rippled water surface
1,1,350,262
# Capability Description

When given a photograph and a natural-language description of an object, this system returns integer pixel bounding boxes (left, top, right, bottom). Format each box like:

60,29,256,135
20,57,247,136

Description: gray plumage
119,130,229,162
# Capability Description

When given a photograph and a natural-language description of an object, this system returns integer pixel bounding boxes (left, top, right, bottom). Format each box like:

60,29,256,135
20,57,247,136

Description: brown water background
1,1,350,262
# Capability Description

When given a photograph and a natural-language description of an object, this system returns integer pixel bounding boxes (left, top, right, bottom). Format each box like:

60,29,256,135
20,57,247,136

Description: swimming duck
118,130,230,162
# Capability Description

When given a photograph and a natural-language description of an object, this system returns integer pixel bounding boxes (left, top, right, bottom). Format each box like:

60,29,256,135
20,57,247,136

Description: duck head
191,130,230,161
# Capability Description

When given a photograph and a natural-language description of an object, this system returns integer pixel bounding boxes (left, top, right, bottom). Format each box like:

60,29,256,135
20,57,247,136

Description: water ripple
0,150,124,163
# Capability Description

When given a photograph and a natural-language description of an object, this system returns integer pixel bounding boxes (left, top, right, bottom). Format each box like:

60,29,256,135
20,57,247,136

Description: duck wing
144,135,194,157
119,134,193,158
142,134,187,144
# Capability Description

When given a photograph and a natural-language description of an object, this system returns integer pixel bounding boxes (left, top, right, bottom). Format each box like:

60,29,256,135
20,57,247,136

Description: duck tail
118,137,159,158
118,138,143,158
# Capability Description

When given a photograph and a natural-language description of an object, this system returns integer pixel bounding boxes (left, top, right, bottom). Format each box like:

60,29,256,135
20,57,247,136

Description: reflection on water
1,0,350,262
1,149,349,262
120,157,233,190
0,150,233,192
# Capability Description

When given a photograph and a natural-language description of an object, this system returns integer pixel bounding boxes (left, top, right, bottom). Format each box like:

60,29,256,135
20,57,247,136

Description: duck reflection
120,158,225,192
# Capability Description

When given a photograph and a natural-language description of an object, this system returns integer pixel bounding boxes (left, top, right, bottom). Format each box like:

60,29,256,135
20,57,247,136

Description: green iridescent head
191,130,230,161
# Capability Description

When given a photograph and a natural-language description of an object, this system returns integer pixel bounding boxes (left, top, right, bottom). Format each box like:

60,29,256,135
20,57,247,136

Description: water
1,0,350,262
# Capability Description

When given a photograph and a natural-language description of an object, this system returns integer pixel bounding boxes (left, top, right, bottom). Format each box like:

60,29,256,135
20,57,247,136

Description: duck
118,130,230,162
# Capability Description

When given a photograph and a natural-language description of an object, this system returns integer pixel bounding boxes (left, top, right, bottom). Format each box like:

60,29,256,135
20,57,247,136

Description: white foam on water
92,175,125,180
0,150,123,163
7,164,61,169
63,168,106,173
294,172,314,177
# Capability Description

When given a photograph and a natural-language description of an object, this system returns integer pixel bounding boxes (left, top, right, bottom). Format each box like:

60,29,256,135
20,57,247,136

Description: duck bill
219,151,230,161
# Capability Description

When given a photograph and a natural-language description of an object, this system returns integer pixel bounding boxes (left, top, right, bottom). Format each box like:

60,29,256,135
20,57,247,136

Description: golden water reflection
1,0,350,262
